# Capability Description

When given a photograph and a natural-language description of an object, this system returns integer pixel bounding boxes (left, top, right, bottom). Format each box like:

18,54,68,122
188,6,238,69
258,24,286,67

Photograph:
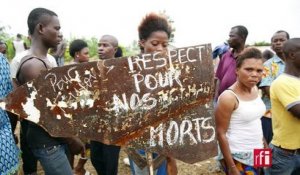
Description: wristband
229,164,236,169
79,156,88,160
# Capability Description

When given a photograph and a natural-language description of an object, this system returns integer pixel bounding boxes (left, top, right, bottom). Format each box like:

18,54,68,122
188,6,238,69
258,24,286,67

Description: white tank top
226,89,265,152
13,40,26,54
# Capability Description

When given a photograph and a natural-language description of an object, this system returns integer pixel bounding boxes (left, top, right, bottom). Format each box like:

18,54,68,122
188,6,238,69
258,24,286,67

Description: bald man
269,38,300,175
90,34,121,175
98,35,118,60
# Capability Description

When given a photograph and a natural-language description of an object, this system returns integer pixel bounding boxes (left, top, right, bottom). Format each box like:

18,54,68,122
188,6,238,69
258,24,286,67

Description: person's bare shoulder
217,90,238,110
19,57,48,81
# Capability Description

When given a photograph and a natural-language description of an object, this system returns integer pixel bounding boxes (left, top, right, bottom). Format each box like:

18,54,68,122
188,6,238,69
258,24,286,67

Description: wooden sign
0,44,215,151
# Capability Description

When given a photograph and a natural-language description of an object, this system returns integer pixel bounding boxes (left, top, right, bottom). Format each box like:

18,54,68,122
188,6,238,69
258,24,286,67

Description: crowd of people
0,6,299,175
213,26,300,175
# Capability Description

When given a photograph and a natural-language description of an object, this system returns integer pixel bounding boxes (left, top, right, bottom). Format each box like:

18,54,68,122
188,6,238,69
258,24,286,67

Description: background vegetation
253,41,271,46
0,11,176,62
1,26,137,62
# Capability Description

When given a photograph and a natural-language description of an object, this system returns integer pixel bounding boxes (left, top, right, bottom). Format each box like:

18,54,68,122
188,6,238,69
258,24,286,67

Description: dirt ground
19,148,224,175
15,122,224,175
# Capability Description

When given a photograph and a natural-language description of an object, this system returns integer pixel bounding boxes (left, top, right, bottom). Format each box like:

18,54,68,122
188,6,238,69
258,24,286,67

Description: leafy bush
253,41,271,46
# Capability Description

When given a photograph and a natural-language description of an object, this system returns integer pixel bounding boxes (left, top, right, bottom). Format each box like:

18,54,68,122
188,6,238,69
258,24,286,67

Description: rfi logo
254,148,272,167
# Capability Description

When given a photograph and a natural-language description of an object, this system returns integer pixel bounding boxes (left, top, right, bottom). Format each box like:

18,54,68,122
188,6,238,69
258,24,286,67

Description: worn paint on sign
1,44,216,164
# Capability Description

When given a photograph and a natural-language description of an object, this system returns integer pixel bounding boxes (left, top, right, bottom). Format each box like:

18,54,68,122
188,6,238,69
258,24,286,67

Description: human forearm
261,86,270,98
289,104,300,119
217,134,235,168
214,78,220,100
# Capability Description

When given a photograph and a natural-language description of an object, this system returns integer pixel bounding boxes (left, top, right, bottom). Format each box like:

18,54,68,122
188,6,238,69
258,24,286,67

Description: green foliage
253,41,271,46
0,26,15,59
125,40,140,56
4,39,15,60
116,45,127,58
63,44,71,62
159,10,175,43
86,37,98,60
64,36,99,62
0,25,32,60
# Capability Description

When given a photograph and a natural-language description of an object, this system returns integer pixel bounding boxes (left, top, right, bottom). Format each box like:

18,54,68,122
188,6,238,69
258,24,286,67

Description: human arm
23,42,28,50
288,105,300,119
166,156,177,175
260,86,270,98
10,57,20,88
215,92,240,175
272,78,300,119
64,137,85,155
213,78,220,102
19,59,48,82
51,42,66,59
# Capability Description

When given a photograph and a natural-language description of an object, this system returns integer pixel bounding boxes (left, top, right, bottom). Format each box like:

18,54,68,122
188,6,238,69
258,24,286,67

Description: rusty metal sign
126,104,217,167
125,45,217,166
0,44,215,153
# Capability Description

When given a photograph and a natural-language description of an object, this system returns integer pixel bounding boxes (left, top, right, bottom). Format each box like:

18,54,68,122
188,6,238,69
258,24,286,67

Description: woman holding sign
215,47,265,175
128,12,177,175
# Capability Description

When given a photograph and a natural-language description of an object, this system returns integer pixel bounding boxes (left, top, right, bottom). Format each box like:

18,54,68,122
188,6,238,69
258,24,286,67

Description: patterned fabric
217,147,256,166
0,53,20,175
220,159,260,175
259,55,285,111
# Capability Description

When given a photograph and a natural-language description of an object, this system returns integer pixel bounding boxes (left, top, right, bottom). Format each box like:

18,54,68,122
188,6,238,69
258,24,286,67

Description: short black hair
236,47,262,68
232,25,248,40
69,39,88,58
17,34,22,38
115,46,123,58
27,8,57,35
271,30,290,42
283,38,300,59
138,13,172,41
262,49,274,60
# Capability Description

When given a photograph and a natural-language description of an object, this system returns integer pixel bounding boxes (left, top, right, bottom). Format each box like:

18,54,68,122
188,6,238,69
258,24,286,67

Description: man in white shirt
12,34,28,54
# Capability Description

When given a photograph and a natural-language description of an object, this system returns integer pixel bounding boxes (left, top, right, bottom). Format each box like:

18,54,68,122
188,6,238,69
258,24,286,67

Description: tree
159,10,175,43
125,40,140,56
86,37,98,60
253,41,271,46
0,25,15,59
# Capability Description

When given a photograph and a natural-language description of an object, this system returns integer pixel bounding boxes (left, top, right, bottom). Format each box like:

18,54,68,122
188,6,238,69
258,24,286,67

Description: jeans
20,120,38,174
269,143,300,175
90,141,121,175
131,160,158,175
32,144,72,175
129,150,167,175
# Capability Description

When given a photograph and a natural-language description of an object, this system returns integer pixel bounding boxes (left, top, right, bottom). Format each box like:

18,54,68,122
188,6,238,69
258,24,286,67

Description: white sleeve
47,54,58,67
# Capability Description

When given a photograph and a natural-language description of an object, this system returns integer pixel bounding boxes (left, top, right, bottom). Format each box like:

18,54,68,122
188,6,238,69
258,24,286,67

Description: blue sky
1,0,300,48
